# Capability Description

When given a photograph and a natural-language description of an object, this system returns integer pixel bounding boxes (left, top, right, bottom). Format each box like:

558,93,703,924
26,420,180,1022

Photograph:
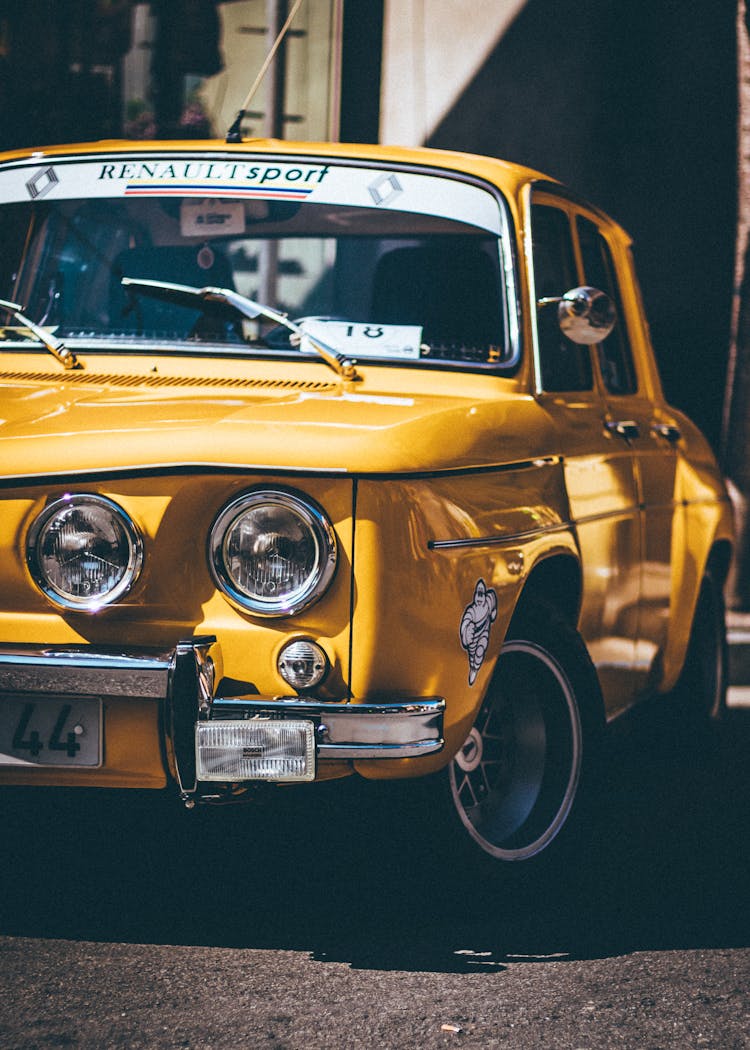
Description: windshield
0,154,518,370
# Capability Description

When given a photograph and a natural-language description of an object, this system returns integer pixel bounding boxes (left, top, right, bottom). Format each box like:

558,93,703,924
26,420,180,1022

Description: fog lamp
196,719,316,782
278,640,328,691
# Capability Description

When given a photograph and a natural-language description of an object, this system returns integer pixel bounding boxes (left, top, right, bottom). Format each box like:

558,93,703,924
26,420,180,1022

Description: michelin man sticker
460,579,498,685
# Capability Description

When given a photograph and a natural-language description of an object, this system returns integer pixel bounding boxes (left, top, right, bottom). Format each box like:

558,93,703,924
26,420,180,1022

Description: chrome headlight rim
26,493,144,612
208,487,338,618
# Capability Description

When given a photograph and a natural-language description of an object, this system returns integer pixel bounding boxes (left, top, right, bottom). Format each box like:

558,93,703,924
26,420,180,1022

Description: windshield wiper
0,297,81,370
121,277,359,381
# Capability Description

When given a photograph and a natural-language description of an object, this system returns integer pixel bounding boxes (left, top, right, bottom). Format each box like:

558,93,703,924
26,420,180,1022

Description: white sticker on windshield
180,198,245,237
300,319,423,360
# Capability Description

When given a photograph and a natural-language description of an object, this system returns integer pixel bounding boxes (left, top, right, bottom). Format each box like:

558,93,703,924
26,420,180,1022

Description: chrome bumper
0,638,445,796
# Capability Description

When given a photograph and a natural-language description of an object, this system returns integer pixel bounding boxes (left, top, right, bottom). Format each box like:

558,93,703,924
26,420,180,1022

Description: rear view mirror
538,285,616,345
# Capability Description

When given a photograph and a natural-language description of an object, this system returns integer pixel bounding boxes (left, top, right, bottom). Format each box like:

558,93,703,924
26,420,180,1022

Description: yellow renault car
0,138,732,869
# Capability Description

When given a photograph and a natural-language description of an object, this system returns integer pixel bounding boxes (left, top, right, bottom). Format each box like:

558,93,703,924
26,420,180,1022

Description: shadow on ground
1,706,748,973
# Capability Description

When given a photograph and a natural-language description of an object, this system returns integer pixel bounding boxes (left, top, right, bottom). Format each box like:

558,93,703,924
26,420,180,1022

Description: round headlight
209,489,337,617
27,494,143,611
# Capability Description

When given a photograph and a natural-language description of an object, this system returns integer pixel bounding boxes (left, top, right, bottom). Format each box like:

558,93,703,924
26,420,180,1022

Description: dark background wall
0,0,136,147
427,0,737,452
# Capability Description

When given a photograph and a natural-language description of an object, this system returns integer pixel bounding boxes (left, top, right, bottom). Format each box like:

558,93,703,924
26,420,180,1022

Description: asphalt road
1,703,748,1049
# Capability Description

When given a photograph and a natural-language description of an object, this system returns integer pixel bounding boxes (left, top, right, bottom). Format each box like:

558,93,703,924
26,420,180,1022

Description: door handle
605,419,640,441
651,422,682,445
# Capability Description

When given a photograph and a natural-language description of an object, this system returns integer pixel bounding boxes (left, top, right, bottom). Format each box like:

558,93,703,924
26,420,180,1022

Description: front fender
348,462,579,779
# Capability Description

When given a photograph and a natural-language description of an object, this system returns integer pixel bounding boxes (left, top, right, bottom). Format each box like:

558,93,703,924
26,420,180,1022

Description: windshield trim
0,335,519,376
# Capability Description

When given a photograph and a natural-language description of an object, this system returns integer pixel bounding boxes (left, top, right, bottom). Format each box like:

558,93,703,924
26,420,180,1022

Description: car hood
0,358,549,479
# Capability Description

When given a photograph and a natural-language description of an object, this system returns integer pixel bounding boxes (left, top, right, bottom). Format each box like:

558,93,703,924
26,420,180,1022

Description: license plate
0,698,102,768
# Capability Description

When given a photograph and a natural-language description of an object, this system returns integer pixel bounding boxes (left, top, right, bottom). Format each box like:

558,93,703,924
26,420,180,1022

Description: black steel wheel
445,603,604,865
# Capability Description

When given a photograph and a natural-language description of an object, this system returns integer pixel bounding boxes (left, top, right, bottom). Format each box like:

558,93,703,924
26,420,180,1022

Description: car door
575,212,680,692
529,194,642,718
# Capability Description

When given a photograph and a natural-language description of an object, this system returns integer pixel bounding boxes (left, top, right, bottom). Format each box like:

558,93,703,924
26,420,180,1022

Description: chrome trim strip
323,740,441,759
573,505,640,526
0,646,172,697
429,520,571,550
210,696,445,759
522,181,544,396
429,502,655,550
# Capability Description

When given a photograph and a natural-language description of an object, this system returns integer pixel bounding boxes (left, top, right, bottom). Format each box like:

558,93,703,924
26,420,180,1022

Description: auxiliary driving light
277,639,328,690
196,719,316,782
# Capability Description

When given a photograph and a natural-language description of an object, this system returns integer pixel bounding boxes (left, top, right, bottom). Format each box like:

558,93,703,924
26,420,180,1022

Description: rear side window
576,216,637,396
531,204,593,392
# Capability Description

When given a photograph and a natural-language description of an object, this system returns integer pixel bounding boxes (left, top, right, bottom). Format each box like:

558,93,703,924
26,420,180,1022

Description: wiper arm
0,297,81,370
121,277,359,381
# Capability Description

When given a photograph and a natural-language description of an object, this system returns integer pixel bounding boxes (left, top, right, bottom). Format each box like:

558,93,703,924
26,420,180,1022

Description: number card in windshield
300,319,423,360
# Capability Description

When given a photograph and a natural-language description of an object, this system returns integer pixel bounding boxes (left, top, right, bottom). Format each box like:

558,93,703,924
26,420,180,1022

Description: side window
576,216,637,395
531,204,592,392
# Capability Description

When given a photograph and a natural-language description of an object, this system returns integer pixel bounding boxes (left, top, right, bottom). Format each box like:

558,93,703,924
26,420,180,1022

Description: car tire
423,602,605,879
